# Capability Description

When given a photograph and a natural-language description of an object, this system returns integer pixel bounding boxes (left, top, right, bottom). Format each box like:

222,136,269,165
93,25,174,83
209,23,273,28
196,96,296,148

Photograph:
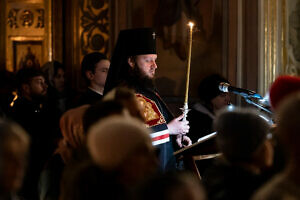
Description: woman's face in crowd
211,92,231,112
53,68,65,92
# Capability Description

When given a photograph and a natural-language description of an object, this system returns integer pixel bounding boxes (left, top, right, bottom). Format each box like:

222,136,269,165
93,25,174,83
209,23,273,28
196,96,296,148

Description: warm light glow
10,91,18,107
188,21,194,28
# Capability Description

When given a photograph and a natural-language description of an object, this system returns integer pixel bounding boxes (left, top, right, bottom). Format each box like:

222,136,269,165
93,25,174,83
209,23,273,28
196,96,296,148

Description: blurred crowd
1,28,300,200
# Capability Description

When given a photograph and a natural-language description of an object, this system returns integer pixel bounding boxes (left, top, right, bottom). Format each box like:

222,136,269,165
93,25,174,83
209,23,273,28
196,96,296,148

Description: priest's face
129,54,158,79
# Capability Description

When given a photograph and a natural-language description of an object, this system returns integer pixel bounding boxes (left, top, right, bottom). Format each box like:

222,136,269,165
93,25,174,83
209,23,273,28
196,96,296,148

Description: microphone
219,82,262,99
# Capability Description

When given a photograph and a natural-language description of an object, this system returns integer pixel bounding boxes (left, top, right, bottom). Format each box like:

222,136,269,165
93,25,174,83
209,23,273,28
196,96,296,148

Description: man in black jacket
10,68,60,200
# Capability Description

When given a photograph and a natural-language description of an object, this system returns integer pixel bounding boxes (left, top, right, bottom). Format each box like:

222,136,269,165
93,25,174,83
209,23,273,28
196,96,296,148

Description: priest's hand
176,134,192,148
167,114,190,135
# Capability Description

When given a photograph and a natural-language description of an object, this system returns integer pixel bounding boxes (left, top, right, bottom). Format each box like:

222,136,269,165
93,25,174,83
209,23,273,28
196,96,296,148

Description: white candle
184,21,194,104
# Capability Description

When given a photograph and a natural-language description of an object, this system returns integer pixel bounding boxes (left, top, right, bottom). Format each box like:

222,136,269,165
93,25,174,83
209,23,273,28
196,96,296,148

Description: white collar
88,87,103,95
193,103,215,119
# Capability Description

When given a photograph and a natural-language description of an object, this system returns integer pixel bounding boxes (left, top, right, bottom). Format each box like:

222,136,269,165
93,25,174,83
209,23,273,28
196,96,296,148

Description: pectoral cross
152,32,156,39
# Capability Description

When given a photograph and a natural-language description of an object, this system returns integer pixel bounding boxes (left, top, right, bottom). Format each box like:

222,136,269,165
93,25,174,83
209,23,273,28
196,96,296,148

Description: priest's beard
128,65,155,90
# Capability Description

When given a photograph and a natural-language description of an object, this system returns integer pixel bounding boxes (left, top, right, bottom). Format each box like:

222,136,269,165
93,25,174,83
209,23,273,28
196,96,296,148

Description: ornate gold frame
46,0,52,61
5,0,52,72
7,36,44,71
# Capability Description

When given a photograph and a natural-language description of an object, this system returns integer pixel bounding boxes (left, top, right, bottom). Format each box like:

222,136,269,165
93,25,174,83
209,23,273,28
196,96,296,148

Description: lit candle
184,21,194,105
182,21,194,121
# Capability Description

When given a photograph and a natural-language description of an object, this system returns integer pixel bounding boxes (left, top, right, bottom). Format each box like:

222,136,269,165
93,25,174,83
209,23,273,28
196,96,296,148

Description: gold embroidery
137,96,159,122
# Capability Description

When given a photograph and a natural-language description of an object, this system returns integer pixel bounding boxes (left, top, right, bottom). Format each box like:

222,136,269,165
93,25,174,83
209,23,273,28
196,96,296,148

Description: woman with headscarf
42,61,75,115
39,88,140,200
187,74,230,143
38,104,90,200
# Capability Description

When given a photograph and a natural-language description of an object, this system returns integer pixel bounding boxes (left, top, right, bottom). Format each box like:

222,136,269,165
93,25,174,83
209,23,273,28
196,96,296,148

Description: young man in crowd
75,52,110,106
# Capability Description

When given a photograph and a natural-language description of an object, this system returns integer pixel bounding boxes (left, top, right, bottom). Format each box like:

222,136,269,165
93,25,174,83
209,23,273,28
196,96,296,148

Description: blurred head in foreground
215,108,273,173
87,116,158,185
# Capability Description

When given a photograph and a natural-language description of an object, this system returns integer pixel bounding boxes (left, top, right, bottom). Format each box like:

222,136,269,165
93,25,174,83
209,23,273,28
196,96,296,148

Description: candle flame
188,21,194,28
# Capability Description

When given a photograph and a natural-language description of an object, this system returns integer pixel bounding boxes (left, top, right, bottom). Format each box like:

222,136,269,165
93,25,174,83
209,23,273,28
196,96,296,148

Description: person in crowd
269,75,300,110
104,28,191,171
251,83,300,200
60,161,127,200
137,172,207,200
102,86,145,122
38,104,90,200
202,108,274,200
87,116,159,187
40,99,130,200
263,75,300,176
9,67,60,200
82,87,143,134
42,61,75,114
74,52,110,106
252,92,300,199
0,119,30,200
187,73,230,143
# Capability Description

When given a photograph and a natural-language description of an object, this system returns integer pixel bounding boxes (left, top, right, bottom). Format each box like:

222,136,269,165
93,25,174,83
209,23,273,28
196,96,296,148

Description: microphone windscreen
219,82,230,92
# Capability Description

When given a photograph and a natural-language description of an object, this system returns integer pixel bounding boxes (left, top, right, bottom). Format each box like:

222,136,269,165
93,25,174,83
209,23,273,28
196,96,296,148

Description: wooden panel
243,0,258,91
225,0,261,104
7,0,43,3
79,0,109,58
110,0,131,50
52,0,63,62
64,0,80,90
64,0,110,90
226,0,238,87
0,0,6,70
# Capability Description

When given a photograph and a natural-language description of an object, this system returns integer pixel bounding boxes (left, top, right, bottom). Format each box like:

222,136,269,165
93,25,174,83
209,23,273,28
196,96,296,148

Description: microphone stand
242,96,273,115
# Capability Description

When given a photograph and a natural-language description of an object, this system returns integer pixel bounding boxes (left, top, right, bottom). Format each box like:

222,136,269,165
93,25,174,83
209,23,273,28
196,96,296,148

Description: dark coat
74,88,103,107
9,97,60,200
187,102,215,143
202,159,267,200
47,85,76,115
38,154,64,200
